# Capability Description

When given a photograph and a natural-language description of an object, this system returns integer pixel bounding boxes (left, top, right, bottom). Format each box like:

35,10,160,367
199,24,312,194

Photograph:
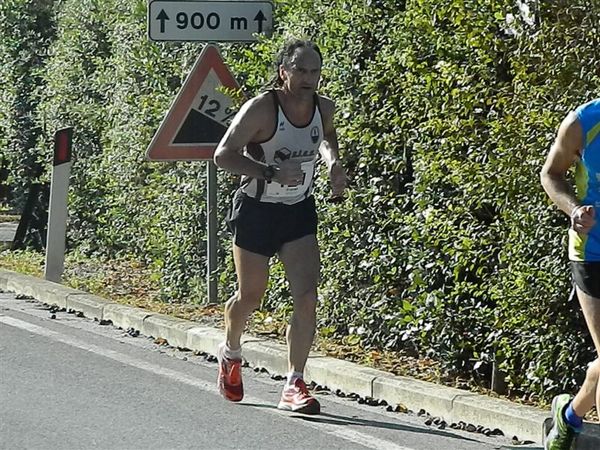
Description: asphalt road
0,292,540,450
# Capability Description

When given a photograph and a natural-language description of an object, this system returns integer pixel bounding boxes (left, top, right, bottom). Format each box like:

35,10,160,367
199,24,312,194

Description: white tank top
240,90,324,205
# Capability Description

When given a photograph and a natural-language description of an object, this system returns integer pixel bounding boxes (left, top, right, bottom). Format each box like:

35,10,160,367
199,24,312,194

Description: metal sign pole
207,160,218,304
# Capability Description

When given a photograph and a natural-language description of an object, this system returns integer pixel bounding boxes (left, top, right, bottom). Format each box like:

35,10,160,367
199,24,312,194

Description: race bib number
265,162,314,198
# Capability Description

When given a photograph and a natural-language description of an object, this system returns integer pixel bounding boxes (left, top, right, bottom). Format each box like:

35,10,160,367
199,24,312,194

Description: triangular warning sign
146,44,240,161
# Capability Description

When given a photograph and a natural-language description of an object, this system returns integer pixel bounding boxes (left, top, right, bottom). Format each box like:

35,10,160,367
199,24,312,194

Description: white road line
1,314,415,450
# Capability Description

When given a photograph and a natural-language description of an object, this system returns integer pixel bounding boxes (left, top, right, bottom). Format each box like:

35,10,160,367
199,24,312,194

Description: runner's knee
292,292,317,320
586,358,600,381
236,288,264,310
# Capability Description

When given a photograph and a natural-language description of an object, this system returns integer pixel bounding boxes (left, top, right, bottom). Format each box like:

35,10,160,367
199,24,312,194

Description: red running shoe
278,378,320,415
217,344,243,402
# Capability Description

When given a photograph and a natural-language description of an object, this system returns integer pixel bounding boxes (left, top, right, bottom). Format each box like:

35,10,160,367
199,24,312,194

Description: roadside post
146,1,273,304
44,127,73,283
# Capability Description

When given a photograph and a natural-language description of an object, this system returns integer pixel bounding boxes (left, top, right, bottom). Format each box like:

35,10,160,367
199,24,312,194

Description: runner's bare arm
540,111,584,216
214,94,273,179
318,97,342,168
318,97,347,198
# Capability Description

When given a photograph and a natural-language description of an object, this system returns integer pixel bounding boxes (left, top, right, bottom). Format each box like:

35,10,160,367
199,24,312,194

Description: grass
0,204,19,223
0,214,19,223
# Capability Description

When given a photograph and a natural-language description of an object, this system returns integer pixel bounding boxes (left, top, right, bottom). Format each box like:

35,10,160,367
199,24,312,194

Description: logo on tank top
291,149,315,158
274,147,291,163
279,121,285,131
310,126,320,144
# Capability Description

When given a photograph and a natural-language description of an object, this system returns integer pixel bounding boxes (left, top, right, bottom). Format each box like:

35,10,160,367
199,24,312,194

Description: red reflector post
53,128,73,166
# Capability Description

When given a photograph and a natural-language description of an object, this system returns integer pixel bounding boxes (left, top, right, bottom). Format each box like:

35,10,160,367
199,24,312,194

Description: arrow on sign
156,9,169,33
254,10,266,33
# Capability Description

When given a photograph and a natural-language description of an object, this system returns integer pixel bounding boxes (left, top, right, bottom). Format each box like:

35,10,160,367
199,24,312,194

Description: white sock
286,371,304,386
222,343,242,360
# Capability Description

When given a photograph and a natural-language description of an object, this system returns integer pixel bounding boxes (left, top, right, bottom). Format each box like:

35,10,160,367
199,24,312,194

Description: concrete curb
1,268,599,447
66,293,112,322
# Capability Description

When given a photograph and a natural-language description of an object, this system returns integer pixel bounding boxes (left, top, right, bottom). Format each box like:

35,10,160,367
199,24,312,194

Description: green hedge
1,0,599,401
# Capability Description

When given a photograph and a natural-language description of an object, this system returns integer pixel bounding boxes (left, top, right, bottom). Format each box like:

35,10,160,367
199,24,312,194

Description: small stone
76,311,84,317
490,428,504,436
437,421,446,430
378,399,388,406
366,397,379,406
483,428,492,436
417,409,426,416
50,314,56,319
466,424,477,433
450,423,459,429
358,397,366,404
386,405,394,412
424,417,433,426
395,404,409,413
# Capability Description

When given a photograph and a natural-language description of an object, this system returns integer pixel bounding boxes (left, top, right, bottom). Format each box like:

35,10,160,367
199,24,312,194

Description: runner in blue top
541,98,600,449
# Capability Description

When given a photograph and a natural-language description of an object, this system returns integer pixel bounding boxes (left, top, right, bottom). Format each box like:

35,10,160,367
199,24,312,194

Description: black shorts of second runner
571,261,600,299
226,190,318,257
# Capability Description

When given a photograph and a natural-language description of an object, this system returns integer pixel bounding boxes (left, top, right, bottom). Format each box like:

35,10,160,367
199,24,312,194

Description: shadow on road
239,402,488,444
497,447,542,450
294,411,484,444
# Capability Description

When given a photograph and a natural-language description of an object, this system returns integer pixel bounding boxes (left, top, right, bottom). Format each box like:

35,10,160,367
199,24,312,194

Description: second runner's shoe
217,343,244,402
543,394,580,450
278,378,320,415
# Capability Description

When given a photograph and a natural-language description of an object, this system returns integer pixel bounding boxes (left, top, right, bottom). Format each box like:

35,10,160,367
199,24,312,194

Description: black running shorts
571,261,600,299
226,190,318,257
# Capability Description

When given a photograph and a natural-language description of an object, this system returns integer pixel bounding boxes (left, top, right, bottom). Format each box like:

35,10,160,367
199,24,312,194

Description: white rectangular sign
148,1,273,42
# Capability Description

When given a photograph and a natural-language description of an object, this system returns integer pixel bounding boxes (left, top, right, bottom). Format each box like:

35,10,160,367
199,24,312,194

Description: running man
213,39,347,414
540,98,600,449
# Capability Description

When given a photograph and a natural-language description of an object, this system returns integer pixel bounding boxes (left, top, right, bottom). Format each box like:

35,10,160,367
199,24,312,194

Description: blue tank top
569,98,600,261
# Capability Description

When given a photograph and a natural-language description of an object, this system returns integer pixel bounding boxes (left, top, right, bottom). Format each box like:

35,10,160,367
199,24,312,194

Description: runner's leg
225,244,270,350
572,286,600,417
278,234,320,374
